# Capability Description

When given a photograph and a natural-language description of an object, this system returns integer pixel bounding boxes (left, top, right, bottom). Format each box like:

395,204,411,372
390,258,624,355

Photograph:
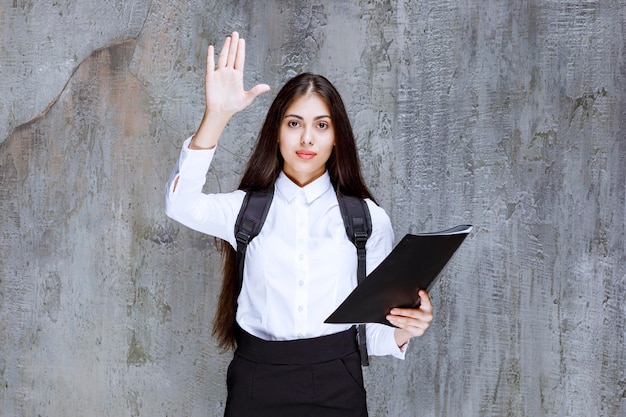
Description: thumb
245,83,271,105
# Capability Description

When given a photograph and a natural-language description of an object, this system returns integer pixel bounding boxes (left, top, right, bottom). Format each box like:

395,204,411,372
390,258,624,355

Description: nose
300,128,313,146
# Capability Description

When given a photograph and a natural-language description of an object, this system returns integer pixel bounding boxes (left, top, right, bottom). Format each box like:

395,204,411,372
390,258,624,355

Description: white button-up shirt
165,138,405,358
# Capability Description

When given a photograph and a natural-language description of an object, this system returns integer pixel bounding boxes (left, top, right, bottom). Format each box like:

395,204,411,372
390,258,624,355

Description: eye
318,121,329,129
287,120,300,128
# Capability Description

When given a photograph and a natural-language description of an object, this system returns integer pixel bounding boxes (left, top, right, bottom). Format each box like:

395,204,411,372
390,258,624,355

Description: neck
282,169,325,187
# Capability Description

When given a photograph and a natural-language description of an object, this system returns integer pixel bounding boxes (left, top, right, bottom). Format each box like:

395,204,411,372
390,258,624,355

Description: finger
226,31,240,68
206,45,215,74
244,83,271,106
387,311,431,327
389,306,432,321
418,290,433,313
387,314,431,334
387,317,429,338
388,307,433,328
234,37,245,71
217,36,231,68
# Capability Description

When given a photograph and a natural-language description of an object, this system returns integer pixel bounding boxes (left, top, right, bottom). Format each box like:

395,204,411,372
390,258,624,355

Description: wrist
191,110,233,149
394,328,411,348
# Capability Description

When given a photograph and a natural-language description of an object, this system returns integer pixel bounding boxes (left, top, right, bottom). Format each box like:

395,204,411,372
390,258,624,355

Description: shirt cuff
366,323,408,360
180,136,216,166
387,327,408,360
165,136,216,205
173,136,216,182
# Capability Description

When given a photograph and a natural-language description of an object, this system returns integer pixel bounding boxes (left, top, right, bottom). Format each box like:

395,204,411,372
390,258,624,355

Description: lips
296,150,317,160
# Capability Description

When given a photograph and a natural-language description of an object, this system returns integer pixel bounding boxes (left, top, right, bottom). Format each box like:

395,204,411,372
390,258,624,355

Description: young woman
165,32,433,417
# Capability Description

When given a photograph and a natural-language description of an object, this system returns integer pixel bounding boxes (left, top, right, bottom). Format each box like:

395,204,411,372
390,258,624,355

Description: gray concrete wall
1,1,624,416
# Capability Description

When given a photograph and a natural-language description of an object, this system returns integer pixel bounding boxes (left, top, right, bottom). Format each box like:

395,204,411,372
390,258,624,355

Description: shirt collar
276,171,333,204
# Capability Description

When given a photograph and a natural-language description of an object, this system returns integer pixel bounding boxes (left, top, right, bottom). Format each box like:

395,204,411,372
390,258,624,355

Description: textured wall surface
1,1,625,416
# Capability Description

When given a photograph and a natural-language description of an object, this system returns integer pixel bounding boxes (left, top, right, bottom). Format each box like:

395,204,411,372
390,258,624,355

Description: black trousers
224,326,368,417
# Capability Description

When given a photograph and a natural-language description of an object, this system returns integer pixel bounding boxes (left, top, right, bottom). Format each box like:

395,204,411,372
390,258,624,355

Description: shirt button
299,280,304,287
299,254,305,261
298,306,303,312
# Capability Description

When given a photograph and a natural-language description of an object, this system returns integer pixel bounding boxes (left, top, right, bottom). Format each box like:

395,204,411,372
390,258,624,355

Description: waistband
234,326,358,365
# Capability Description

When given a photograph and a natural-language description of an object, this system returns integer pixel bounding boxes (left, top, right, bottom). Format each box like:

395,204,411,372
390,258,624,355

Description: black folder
325,225,473,326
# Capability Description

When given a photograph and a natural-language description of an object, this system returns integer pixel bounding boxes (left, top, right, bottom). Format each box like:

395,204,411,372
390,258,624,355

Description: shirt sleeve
366,322,408,359
361,200,408,359
164,136,244,247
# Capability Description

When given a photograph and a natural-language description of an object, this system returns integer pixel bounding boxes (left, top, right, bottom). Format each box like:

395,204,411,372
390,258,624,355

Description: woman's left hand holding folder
387,290,434,348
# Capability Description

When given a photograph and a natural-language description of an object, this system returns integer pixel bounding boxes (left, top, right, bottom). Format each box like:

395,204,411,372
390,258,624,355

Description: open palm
205,32,270,116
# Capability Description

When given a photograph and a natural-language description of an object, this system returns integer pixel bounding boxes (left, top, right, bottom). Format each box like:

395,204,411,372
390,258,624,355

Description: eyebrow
283,114,331,120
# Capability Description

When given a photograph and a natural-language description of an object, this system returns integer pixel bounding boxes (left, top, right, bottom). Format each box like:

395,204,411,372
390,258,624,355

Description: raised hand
205,31,270,116
191,31,270,150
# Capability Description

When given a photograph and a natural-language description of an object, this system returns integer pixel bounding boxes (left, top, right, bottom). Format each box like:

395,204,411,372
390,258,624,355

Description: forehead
284,93,331,117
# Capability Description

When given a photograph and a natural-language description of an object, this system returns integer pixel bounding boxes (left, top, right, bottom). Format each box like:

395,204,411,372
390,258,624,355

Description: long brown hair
213,73,376,350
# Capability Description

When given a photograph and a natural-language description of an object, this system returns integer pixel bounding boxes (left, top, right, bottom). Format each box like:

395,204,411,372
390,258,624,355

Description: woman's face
278,93,335,187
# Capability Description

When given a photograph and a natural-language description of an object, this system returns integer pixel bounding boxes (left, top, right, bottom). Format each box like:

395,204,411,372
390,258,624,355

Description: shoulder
364,198,391,222
364,198,393,234
362,198,394,261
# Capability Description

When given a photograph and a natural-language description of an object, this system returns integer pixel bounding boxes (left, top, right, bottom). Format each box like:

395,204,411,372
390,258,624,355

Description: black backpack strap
337,192,372,366
234,188,274,294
